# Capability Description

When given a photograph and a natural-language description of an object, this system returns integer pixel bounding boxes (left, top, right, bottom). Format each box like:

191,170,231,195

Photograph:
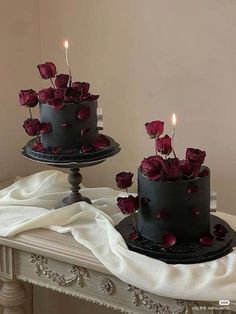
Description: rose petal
33,142,44,152
199,234,214,246
187,183,198,194
129,232,139,241
161,233,176,248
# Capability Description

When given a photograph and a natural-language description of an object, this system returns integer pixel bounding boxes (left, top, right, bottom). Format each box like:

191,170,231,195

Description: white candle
171,113,177,158
64,40,72,84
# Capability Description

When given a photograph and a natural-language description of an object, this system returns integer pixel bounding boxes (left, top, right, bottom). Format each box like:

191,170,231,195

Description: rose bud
145,120,164,138
117,195,139,215
92,134,110,149
19,89,38,108
37,62,57,79
162,158,181,180
55,74,70,89
156,135,172,155
38,87,54,103
23,118,42,136
140,155,163,181
115,172,134,189
40,122,52,134
180,159,200,177
186,148,206,165
78,106,90,120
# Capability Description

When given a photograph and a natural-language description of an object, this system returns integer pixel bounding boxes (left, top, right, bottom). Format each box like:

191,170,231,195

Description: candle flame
64,40,69,50
172,113,176,127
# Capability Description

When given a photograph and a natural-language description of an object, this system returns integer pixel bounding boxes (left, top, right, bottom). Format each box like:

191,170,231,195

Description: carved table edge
16,275,134,314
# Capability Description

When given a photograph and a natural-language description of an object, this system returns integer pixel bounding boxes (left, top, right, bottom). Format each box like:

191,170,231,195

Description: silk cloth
0,170,235,301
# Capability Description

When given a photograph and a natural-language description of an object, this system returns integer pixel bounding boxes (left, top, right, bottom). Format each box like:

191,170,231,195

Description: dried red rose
117,195,139,215
78,106,90,120
156,135,172,155
198,168,210,177
92,134,110,149
186,148,206,165
162,158,181,180
115,172,134,189
140,155,163,181
23,118,42,136
40,123,52,134
145,120,164,138
38,87,54,103
37,62,57,79
214,224,228,239
33,142,44,152
161,233,176,248
72,82,90,99
180,159,200,177
65,87,81,102
55,74,70,89
19,89,38,108
199,235,214,246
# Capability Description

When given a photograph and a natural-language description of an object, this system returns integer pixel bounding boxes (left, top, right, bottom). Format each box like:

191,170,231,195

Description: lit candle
64,40,72,85
171,113,177,158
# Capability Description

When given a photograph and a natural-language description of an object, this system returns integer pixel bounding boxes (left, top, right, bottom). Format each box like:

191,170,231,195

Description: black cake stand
22,136,120,207
116,214,236,264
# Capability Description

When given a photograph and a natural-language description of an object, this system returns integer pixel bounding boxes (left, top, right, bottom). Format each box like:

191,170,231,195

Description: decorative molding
0,246,14,279
98,278,114,295
16,275,133,314
30,254,88,287
126,284,171,313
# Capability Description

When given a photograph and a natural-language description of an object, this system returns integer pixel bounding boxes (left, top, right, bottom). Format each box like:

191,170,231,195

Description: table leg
0,279,26,314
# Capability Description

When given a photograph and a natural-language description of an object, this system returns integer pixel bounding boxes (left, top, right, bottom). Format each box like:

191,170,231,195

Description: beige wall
0,0,47,182
38,0,236,214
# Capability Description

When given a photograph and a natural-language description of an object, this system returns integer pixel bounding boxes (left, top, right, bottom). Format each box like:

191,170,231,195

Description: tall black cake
115,119,235,264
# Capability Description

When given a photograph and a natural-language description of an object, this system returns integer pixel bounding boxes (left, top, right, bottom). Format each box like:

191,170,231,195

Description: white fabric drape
0,170,235,301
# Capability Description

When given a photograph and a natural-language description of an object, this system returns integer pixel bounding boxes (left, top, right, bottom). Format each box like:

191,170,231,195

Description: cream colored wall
39,0,236,214
0,0,47,182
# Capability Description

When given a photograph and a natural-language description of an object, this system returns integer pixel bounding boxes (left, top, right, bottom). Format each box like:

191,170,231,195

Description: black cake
137,167,210,243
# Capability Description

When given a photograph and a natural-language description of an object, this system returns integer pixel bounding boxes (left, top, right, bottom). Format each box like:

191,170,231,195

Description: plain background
0,0,236,313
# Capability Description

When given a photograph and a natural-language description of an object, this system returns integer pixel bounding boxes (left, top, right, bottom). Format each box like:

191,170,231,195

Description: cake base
116,215,235,264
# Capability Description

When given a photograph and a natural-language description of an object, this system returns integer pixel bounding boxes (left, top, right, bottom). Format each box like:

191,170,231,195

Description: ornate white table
0,228,234,314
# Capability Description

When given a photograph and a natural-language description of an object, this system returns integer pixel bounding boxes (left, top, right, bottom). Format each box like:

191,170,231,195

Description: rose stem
28,107,33,119
50,78,56,89
155,134,159,155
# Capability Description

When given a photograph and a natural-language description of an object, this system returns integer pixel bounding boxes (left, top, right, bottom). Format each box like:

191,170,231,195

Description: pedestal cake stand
22,136,120,207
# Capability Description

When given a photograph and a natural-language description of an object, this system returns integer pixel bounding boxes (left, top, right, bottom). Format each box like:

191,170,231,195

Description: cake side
40,100,98,149
137,166,211,243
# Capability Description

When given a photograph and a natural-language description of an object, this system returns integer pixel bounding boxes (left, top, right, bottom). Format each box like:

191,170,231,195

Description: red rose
72,82,90,98
156,135,172,155
40,123,52,134
117,195,139,215
65,87,81,102
19,89,38,108
55,74,70,89
37,62,57,79
116,172,134,189
162,158,181,180
186,148,206,165
23,118,42,136
48,89,65,110
78,106,90,119
140,155,163,181
180,159,200,177
145,120,164,138
38,87,54,103
91,134,110,149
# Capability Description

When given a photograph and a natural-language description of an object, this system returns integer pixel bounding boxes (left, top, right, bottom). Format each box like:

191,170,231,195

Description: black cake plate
22,136,120,206
116,214,236,264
